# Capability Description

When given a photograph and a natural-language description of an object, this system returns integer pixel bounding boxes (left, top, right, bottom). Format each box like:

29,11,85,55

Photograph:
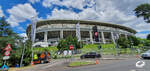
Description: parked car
80,52,101,59
141,50,150,59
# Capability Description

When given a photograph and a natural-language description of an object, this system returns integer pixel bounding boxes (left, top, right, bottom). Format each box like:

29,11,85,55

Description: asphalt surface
62,58,150,71
16,56,150,71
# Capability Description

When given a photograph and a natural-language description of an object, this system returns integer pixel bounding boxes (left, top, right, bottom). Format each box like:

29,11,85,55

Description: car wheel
81,56,84,59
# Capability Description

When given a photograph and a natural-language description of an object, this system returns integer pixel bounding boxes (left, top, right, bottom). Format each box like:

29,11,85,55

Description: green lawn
68,61,95,67
32,44,141,59
82,44,116,55
82,44,140,55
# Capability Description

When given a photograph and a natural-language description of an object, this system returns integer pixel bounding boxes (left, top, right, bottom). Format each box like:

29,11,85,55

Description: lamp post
20,37,27,67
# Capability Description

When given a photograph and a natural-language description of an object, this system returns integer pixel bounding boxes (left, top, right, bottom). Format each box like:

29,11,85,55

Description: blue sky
0,0,150,38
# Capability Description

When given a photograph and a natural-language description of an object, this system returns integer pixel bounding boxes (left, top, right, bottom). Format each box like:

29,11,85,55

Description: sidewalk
9,59,69,71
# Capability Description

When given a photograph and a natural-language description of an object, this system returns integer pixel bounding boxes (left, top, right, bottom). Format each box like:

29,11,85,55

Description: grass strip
68,61,95,67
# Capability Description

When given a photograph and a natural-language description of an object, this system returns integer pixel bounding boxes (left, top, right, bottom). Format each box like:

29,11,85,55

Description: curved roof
26,20,136,35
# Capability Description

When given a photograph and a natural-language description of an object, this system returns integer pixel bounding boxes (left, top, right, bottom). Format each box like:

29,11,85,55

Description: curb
100,58,127,60
68,63,96,67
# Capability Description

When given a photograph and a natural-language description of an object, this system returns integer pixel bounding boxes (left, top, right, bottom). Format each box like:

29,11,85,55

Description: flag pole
31,16,37,65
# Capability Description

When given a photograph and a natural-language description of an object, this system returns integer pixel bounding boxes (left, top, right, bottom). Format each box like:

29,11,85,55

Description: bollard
31,62,34,66
136,54,140,58
96,59,99,64
15,64,19,67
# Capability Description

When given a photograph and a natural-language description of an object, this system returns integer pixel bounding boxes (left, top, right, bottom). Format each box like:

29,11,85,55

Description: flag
76,22,81,41
31,18,37,43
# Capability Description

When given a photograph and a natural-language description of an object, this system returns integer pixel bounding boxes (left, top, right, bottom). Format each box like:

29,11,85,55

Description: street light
20,37,28,67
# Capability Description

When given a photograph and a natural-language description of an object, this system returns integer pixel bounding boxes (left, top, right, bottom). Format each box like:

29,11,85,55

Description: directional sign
4,44,12,51
95,32,98,36
69,45,74,50
0,64,9,70
3,56,10,60
4,51,10,56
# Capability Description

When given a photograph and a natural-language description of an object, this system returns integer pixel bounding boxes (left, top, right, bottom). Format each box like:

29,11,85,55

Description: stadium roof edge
26,20,137,35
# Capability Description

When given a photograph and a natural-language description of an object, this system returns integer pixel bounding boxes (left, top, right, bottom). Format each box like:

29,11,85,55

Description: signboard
95,32,98,36
3,56,10,60
0,64,9,70
4,44,12,51
4,51,10,56
69,45,74,50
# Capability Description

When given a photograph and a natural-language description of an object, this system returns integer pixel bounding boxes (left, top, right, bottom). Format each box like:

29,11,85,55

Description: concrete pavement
63,58,150,71
15,55,148,71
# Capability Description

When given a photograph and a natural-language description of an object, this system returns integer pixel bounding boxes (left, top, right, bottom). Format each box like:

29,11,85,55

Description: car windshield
89,52,96,55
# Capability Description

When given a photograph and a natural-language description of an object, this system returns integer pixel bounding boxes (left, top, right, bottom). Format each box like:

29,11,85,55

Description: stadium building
26,20,136,46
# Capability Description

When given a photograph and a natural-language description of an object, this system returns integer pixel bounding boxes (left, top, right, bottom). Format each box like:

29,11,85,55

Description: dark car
80,52,101,59
141,50,150,59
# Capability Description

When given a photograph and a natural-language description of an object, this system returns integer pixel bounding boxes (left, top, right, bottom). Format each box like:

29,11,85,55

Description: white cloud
0,6,4,17
19,33,27,37
135,33,148,39
45,0,149,38
47,8,78,20
7,3,38,27
42,0,96,9
18,27,25,32
42,0,61,8
46,0,137,24
29,0,40,4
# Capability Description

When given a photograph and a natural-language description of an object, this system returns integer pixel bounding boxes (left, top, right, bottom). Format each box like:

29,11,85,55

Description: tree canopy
116,36,130,49
0,17,23,66
57,36,83,51
116,36,140,49
147,34,150,40
134,3,150,23
0,17,15,37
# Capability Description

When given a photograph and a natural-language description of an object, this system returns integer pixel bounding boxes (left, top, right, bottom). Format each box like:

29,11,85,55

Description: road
62,58,150,71
15,57,150,71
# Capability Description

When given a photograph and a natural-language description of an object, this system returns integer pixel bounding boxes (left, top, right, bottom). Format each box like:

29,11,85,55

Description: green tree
134,3,150,23
128,36,140,46
0,17,15,36
57,36,83,51
144,40,150,46
147,34,150,40
23,40,32,66
0,17,23,66
117,36,130,49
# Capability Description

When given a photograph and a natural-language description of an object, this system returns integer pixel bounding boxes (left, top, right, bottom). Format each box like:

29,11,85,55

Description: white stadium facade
26,20,136,47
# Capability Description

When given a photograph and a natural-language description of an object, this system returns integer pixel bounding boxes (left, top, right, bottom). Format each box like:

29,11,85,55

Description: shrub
57,36,83,51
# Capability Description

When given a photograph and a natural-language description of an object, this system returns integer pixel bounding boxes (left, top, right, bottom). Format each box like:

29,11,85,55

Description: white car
141,50,150,59
33,42,48,47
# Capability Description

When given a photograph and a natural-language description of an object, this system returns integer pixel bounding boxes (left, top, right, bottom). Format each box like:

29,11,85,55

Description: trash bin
15,64,19,67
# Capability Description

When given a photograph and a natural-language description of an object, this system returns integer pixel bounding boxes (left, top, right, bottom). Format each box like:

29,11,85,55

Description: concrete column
111,32,116,44
89,30,93,44
60,30,63,39
44,31,48,42
101,31,106,44
116,33,121,39
125,34,128,39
